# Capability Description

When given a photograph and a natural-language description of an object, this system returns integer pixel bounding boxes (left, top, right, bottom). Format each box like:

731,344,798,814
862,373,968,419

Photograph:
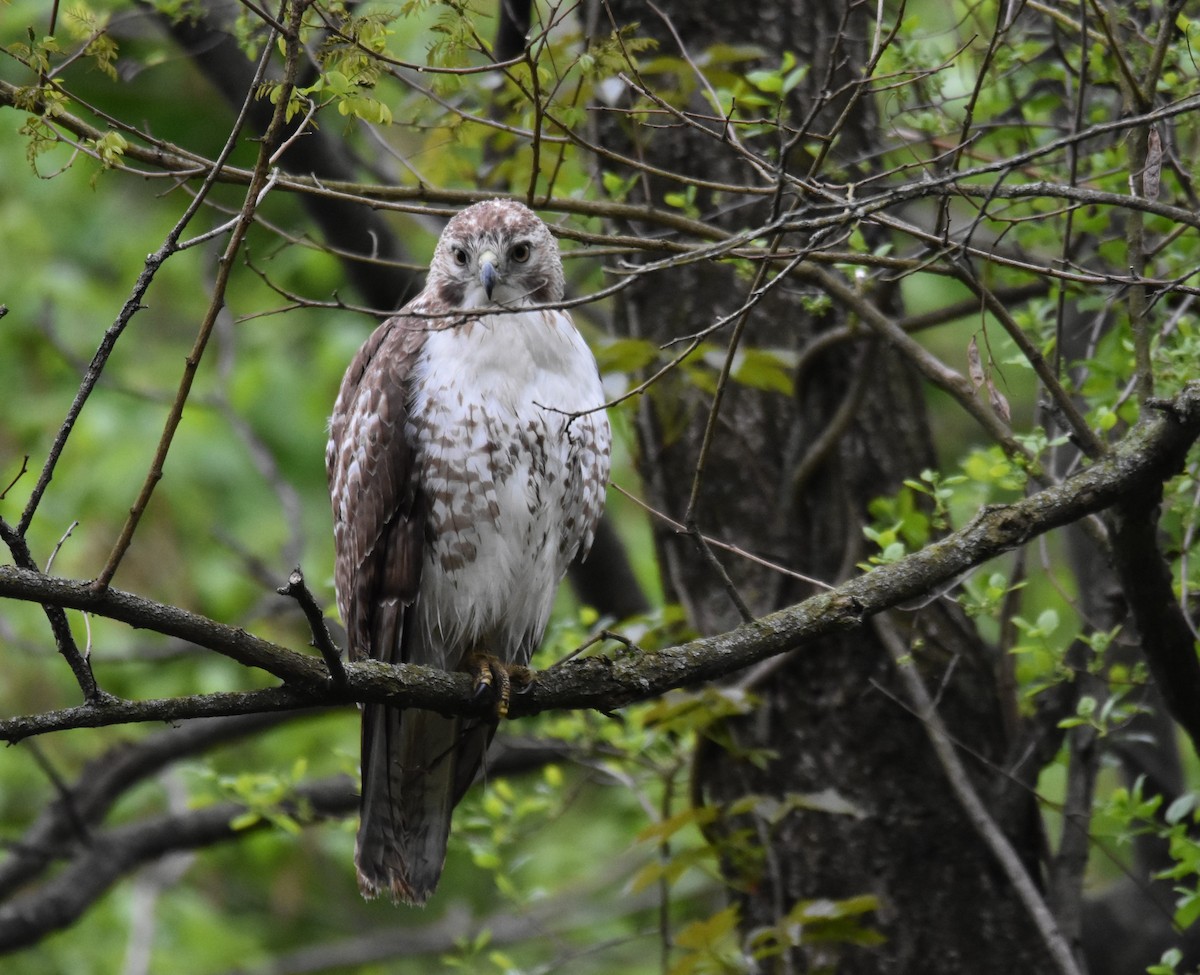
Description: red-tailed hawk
326,199,611,904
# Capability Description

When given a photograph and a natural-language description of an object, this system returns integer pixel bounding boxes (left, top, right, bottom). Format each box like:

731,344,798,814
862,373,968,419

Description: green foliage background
2,0,1200,972
0,5,680,971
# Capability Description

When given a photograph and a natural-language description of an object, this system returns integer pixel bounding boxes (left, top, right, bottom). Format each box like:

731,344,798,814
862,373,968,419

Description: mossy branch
4,383,1199,748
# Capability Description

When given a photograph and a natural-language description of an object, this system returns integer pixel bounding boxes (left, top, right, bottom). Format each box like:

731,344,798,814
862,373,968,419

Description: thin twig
277,567,346,685
0,516,102,702
958,265,1105,457
14,49,277,539
548,628,643,670
0,455,28,501
681,244,783,623
610,484,832,590
44,520,79,575
93,6,301,590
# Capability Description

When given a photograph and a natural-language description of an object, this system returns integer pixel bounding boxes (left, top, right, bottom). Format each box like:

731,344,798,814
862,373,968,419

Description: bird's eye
511,242,531,263
452,246,468,266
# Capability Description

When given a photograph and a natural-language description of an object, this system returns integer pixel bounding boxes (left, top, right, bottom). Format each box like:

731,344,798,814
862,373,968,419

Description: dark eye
452,246,468,266
511,242,531,263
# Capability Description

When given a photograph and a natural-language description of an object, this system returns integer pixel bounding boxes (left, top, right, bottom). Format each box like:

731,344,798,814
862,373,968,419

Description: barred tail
355,705,493,904
355,705,458,905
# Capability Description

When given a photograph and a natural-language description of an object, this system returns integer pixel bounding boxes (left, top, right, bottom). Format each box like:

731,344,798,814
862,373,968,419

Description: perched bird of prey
326,199,611,904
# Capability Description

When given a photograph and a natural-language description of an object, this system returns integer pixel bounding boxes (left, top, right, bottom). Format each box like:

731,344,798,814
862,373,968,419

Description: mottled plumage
326,199,611,904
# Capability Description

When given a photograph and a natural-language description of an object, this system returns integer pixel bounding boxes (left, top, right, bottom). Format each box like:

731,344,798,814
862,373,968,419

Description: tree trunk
598,0,1054,969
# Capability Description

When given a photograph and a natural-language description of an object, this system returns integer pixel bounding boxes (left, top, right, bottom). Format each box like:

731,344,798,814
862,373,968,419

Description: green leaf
1165,793,1198,825
745,69,783,93
487,949,516,970
601,169,636,200
472,849,502,870
595,337,660,373
674,905,740,950
636,804,719,843
1147,947,1182,975
229,811,262,831
731,347,796,395
1173,890,1200,929
1035,608,1059,635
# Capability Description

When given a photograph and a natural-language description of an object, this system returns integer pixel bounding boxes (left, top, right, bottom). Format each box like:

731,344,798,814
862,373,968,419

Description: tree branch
0,569,329,688
0,687,336,746
1106,485,1200,755
277,568,346,685
0,711,312,894
0,735,587,955
4,382,1200,747
0,518,100,703
0,776,356,954
12,29,286,542
147,2,418,311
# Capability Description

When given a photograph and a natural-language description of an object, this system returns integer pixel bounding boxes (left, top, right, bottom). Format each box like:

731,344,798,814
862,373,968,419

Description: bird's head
429,200,566,310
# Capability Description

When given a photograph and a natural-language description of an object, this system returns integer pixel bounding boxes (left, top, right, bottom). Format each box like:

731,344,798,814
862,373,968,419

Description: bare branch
0,712,310,893
92,6,300,590
0,517,101,703
277,567,346,685
0,776,356,954
0,569,327,687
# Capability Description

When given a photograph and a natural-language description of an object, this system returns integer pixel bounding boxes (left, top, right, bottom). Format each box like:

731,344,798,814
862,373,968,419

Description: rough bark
599,0,1053,969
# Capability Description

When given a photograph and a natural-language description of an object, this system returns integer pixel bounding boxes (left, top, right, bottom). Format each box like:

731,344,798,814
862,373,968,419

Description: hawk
326,199,611,904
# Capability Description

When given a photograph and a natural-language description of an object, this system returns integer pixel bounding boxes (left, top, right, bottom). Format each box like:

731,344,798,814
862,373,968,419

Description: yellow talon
496,664,511,718
469,654,512,718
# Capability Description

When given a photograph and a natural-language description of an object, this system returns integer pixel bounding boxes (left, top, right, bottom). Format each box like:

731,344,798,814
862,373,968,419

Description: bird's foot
508,665,534,694
469,654,511,718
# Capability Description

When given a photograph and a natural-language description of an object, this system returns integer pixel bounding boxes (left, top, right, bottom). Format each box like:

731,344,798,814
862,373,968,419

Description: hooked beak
479,249,499,300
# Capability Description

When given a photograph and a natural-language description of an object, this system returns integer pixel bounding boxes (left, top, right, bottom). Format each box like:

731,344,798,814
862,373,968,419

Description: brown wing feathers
330,317,449,902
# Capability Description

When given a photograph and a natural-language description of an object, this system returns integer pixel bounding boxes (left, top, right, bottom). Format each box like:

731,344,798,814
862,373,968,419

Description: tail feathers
356,705,488,905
